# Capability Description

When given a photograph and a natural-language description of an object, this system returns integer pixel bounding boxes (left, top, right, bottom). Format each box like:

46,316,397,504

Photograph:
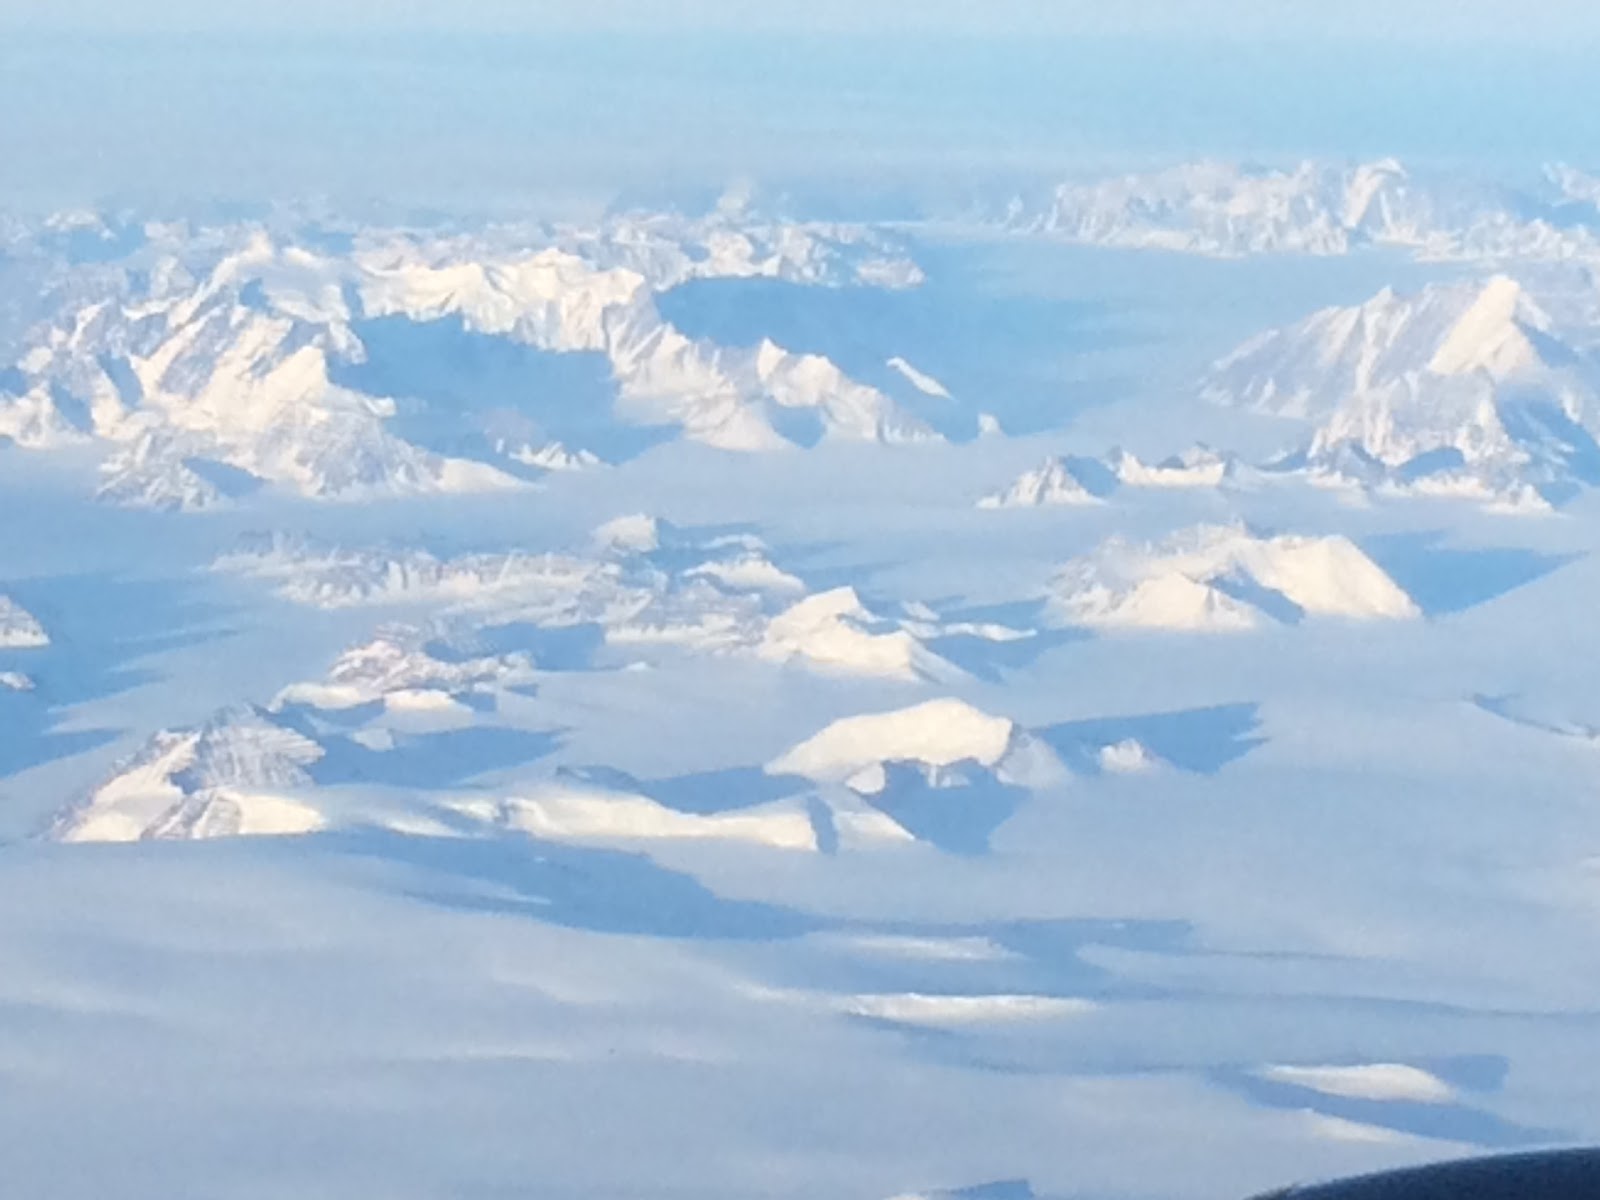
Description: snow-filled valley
6,166,1600,1200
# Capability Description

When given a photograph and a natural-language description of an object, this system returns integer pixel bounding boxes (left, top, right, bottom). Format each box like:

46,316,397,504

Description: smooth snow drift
455,783,822,853
1258,1064,1457,1104
837,993,1096,1026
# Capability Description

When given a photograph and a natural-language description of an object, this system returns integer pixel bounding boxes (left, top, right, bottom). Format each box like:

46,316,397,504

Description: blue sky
8,0,1600,42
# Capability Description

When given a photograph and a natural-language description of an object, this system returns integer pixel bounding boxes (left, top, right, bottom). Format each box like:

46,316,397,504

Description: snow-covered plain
5,169,1600,1200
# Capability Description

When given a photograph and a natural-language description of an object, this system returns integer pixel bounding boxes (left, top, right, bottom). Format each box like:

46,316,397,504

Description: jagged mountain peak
1206,272,1600,507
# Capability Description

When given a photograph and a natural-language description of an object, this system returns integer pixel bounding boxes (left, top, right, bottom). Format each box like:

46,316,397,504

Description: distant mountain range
0,209,935,509
13,161,1600,519
1006,158,1600,261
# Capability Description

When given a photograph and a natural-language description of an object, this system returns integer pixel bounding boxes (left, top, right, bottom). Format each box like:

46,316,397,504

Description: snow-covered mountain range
215,517,1029,681
14,170,1600,517
53,690,1079,856
14,164,1600,1198
1205,272,1600,508
0,210,934,508
49,621,546,843
1012,159,1600,261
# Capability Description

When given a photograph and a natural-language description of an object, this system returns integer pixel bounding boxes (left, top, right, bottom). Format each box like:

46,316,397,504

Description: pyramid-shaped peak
1472,273,1528,308
1428,276,1552,378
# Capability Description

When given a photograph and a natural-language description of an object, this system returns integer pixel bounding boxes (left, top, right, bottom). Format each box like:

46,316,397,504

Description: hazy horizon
8,28,1600,212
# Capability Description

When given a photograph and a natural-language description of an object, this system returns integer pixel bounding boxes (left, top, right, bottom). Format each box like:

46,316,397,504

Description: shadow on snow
1362,532,1577,617
655,272,1145,437
323,827,821,941
0,571,236,779
1037,702,1265,775
1214,1065,1566,1149
332,315,675,466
